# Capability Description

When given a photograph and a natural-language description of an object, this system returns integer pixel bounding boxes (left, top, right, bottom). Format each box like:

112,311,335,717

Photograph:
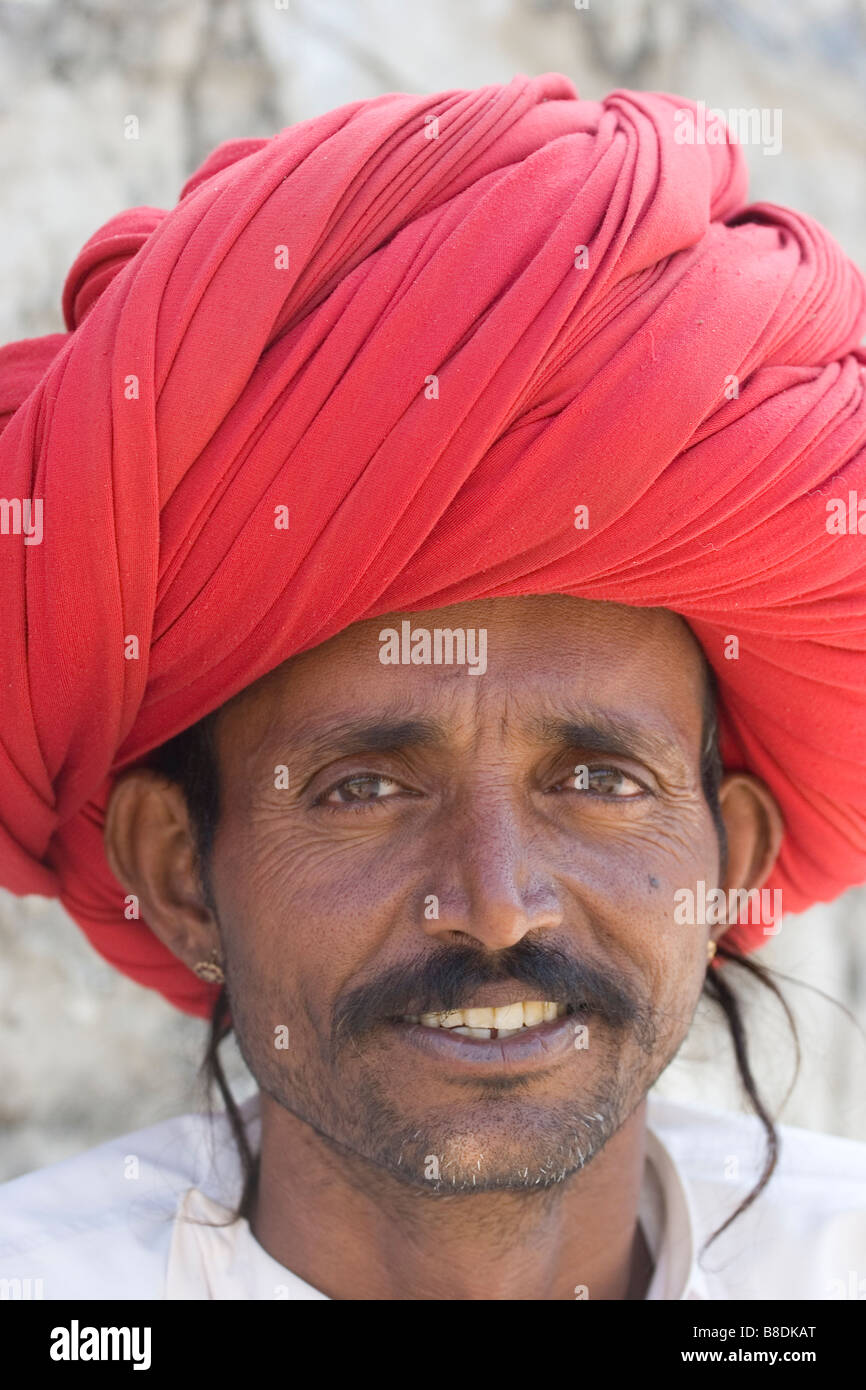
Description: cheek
210,811,410,1010
558,806,719,995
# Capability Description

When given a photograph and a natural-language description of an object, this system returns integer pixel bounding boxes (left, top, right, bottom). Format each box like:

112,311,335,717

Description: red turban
1,74,865,1017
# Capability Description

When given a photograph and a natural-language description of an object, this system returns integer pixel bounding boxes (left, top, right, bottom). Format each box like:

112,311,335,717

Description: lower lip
385,1012,582,1073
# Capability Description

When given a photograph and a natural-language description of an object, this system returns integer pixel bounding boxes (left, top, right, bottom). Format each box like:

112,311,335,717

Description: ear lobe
103,767,219,969
717,771,785,930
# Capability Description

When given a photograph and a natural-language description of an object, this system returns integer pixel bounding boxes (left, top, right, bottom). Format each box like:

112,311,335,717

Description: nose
423,781,565,950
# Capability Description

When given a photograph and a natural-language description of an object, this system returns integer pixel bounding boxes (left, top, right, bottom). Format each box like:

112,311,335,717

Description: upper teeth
402,1001,564,1036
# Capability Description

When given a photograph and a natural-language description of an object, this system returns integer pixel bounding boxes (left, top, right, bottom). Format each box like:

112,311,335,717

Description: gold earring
706,939,717,964
192,948,225,984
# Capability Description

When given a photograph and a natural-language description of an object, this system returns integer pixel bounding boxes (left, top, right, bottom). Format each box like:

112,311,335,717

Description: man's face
204,596,722,1191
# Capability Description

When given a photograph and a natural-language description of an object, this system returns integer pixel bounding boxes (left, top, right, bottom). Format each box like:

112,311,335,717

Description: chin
374,1100,620,1194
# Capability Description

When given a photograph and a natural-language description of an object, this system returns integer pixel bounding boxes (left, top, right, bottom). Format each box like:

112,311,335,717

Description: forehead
218,596,708,757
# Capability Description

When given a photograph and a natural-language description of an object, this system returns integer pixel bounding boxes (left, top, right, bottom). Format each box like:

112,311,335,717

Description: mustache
331,937,652,1052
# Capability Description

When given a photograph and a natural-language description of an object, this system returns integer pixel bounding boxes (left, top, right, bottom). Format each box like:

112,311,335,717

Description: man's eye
560,766,647,798
323,775,403,804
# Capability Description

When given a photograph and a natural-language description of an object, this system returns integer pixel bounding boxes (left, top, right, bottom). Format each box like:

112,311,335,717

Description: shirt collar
642,1120,713,1300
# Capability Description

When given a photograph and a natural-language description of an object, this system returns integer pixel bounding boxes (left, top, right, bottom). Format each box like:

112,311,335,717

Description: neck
248,1096,653,1300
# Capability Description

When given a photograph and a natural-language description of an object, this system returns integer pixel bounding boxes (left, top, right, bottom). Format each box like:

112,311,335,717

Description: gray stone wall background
0,0,864,1180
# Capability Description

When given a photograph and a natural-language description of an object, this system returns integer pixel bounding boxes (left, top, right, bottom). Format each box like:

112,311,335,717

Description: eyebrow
292,716,447,764
285,703,689,775
527,710,688,775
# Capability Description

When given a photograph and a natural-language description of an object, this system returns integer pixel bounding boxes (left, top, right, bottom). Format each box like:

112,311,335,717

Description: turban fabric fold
1,73,865,1017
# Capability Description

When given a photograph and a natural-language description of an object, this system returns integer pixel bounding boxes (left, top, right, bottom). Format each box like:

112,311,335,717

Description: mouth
399,1000,569,1040
386,999,581,1074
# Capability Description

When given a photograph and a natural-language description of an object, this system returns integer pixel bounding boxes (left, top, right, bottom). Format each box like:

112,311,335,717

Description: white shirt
0,1093,863,1300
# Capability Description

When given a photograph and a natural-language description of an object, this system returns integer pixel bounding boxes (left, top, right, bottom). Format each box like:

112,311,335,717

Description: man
0,74,864,1300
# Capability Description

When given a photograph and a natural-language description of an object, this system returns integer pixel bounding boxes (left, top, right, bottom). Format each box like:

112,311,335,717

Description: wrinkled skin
105,596,782,1299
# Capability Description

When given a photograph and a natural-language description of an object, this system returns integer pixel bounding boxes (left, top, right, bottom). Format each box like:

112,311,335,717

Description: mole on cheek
648,875,660,889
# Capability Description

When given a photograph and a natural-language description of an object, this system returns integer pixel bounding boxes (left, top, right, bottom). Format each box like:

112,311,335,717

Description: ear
103,767,220,972
714,771,785,944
